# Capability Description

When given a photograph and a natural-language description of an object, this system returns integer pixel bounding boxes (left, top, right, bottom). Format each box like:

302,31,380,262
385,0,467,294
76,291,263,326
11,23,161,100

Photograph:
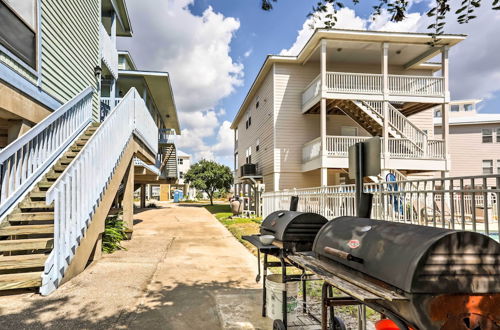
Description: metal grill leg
281,257,287,329
262,253,268,317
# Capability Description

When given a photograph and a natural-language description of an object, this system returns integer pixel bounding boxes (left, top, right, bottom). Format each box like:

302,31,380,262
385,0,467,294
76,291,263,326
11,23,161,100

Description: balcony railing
99,23,118,79
262,175,500,238
302,72,445,107
302,136,446,162
159,128,176,144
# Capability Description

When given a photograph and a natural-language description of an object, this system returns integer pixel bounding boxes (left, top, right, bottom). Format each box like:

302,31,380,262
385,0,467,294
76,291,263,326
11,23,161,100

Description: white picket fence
262,175,500,237
41,88,158,295
0,87,93,218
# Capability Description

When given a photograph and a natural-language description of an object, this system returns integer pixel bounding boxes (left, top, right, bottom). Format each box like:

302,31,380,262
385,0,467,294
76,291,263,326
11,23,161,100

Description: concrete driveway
0,204,272,330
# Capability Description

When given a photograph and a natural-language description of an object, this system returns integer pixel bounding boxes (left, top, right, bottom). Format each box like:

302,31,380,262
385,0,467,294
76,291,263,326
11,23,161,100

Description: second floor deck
302,72,445,112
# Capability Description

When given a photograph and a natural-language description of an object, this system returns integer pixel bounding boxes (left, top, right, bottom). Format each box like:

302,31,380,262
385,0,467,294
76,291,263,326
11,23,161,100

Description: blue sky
120,0,500,167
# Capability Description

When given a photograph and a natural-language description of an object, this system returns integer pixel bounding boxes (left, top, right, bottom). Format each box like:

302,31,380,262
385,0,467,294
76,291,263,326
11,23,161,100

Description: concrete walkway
0,204,272,329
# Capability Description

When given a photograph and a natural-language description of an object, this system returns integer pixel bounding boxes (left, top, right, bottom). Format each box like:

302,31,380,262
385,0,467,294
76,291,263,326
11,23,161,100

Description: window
178,158,183,165
497,128,500,143
434,109,442,118
256,138,260,152
179,171,184,179
245,147,252,164
482,160,493,175
0,0,37,69
464,104,474,112
451,105,460,112
482,129,493,143
341,126,358,136
245,112,251,129
498,160,500,174
256,96,260,109
234,152,238,170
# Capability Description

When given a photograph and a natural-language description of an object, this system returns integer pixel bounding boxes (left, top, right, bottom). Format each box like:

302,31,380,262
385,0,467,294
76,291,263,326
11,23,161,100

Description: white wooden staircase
333,99,428,154
0,125,98,290
0,87,158,294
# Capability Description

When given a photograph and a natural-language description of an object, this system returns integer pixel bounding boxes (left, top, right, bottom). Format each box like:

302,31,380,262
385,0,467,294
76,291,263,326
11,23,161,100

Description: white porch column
320,40,328,186
441,45,450,174
110,11,117,45
381,43,390,167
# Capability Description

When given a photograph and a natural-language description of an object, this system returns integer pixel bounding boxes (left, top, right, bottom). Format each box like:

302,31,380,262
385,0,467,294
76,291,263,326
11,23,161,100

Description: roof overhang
119,70,181,134
231,28,467,129
434,115,500,126
102,0,133,37
118,50,137,70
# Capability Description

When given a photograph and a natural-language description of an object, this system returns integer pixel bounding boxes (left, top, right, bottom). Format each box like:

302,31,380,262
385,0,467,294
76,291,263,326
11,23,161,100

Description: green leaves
260,0,496,35
102,214,128,254
184,160,234,205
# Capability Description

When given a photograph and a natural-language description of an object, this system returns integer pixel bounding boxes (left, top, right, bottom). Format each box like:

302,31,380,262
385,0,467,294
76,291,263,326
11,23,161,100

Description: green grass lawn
204,204,262,253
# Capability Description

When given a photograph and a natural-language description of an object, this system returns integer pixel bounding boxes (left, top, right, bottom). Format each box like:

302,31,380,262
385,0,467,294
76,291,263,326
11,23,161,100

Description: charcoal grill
289,216,500,330
243,209,329,329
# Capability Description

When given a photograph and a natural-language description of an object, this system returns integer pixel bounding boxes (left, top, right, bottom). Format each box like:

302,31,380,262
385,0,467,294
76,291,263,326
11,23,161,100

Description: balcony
302,136,446,172
302,72,445,110
100,23,118,79
159,128,176,145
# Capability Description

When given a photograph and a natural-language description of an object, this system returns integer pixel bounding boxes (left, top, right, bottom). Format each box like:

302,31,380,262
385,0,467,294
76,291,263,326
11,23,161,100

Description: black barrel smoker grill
243,210,329,328
289,216,500,330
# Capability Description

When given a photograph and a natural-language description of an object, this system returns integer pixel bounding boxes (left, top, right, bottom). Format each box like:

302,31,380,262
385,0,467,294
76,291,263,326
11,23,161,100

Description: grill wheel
441,313,500,330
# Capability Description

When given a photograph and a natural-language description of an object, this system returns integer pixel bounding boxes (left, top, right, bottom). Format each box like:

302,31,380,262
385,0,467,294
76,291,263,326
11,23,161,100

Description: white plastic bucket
265,274,299,322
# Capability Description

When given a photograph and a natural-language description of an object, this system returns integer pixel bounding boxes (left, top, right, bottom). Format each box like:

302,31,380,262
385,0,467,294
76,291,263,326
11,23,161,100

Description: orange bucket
375,319,400,330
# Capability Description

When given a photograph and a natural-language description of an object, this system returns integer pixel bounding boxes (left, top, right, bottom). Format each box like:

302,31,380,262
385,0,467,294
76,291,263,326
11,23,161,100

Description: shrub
102,213,128,253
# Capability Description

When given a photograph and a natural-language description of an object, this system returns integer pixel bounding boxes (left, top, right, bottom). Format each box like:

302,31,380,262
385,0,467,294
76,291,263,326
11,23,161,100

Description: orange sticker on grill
348,240,360,249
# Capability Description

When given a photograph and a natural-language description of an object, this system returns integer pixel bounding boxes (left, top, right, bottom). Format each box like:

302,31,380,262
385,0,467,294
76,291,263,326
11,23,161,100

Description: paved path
0,204,272,329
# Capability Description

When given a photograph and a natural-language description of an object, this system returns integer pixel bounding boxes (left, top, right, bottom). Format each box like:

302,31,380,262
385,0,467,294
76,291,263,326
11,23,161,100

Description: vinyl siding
235,69,274,190
435,123,500,185
40,0,100,118
0,51,38,84
407,109,435,138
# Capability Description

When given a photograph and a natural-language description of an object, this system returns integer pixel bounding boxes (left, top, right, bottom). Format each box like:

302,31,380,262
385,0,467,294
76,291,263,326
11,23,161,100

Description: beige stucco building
231,29,464,193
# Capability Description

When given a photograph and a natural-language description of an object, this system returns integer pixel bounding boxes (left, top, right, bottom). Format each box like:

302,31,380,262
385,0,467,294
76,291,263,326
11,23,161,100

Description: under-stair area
0,124,99,291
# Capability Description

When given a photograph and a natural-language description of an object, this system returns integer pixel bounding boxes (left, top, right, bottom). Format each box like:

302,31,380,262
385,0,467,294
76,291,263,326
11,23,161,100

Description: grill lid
313,216,500,294
260,211,327,242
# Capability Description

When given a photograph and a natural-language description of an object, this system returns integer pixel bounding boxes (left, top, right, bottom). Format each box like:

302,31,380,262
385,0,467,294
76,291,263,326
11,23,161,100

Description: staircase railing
0,87,93,218
41,88,157,295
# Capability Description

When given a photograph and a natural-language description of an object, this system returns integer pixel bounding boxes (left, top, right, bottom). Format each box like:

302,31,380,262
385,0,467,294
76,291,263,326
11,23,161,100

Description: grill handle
324,246,364,264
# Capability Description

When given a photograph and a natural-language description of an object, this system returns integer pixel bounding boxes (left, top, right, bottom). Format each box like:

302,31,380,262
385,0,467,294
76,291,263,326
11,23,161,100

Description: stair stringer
39,136,138,295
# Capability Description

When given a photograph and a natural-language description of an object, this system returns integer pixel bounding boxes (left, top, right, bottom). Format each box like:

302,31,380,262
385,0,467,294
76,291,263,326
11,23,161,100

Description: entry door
341,126,358,136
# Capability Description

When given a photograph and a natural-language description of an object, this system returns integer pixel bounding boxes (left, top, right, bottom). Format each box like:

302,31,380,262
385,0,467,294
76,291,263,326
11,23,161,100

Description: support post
320,40,328,186
381,43,390,166
140,184,146,208
441,46,450,173
123,159,134,238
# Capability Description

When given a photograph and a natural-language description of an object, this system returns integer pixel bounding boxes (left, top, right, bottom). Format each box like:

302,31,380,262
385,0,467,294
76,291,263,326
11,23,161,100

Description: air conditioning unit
240,163,257,177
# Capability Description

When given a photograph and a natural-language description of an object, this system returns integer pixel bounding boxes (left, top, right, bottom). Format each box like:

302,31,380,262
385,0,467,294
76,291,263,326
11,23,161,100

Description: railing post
320,40,328,186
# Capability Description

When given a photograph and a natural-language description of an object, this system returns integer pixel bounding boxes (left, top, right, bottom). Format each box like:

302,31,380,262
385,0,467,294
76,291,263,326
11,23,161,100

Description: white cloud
119,0,243,113
119,0,242,164
281,3,500,104
244,49,253,58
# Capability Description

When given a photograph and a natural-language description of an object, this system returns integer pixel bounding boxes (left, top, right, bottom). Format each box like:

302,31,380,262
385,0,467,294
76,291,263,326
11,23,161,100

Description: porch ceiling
306,40,439,68
118,70,181,134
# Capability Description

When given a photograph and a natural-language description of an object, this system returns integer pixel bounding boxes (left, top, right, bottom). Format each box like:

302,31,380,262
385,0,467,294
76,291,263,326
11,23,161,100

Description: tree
260,0,499,39
184,160,233,206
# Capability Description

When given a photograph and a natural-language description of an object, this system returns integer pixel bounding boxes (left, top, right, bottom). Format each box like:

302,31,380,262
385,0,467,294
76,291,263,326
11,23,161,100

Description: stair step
0,254,47,270
59,158,72,165
53,164,67,172
0,225,54,236
37,181,53,191
8,212,54,222
30,191,46,200
65,152,78,158
0,272,42,290
19,201,54,211
0,238,53,252
46,172,61,181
